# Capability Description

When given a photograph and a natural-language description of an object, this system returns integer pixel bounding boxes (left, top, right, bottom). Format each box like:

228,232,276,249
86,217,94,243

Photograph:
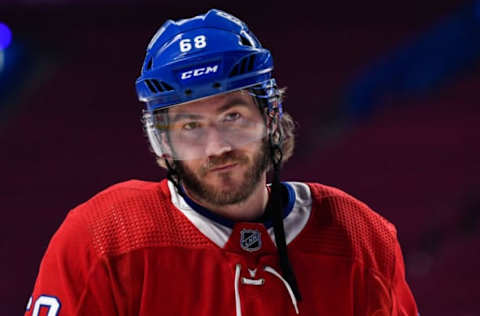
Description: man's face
166,90,269,206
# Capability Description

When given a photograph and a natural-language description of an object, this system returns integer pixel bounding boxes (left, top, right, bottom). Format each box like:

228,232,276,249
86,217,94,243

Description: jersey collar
179,183,296,229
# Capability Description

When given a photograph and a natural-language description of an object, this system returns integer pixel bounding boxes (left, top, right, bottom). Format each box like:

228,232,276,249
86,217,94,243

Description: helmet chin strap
266,122,302,302
164,157,183,196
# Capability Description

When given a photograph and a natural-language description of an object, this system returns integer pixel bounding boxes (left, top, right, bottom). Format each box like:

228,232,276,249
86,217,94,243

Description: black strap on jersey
267,143,303,302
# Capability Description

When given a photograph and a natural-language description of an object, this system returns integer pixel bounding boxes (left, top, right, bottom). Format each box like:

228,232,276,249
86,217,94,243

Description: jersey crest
240,229,262,252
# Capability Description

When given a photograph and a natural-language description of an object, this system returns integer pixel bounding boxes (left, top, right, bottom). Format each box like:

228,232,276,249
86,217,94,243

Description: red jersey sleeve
360,231,418,316
306,182,418,316
391,236,418,316
25,207,117,316
357,213,418,316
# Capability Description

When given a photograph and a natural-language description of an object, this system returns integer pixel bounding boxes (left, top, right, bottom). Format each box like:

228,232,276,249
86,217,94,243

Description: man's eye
224,112,241,121
182,122,200,130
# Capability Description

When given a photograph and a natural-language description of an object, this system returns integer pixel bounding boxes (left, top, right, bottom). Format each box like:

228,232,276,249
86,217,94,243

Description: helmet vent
247,54,255,72
239,35,253,47
145,79,174,93
160,81,174,91
146,58,153,70
228,54,256,78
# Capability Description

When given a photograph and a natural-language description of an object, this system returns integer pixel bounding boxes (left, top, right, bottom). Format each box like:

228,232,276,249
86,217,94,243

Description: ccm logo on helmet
180,65,219,80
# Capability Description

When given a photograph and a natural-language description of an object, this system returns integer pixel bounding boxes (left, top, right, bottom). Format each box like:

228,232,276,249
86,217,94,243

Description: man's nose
204,126,232,157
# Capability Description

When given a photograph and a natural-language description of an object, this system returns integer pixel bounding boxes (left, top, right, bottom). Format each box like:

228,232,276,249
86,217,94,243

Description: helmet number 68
179,35,207,52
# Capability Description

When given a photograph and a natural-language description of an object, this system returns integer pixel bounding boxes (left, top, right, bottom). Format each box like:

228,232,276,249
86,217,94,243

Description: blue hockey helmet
135,9,274,112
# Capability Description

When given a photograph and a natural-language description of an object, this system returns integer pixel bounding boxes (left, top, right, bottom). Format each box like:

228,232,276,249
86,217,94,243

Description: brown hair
277,111,295,165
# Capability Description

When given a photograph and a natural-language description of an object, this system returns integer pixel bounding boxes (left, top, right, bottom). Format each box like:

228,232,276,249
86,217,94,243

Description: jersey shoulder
68,179,212,258
303,182,398,279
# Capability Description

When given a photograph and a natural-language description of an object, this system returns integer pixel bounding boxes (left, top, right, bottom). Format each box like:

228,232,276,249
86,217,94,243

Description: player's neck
182,175,269,222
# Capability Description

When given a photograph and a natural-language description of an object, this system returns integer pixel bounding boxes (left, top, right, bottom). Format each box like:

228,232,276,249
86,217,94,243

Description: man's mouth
209,163,238,172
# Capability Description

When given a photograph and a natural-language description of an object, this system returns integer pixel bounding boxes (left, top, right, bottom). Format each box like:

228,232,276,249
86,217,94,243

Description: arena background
1,0,479,314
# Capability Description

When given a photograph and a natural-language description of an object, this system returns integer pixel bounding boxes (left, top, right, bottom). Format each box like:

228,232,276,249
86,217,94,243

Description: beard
175,139,270,206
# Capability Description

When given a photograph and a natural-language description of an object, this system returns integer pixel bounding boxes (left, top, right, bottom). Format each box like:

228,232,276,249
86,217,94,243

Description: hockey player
25,9,418,316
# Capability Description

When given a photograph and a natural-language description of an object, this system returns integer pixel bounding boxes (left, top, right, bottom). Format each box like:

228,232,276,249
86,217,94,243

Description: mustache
201,152,249,172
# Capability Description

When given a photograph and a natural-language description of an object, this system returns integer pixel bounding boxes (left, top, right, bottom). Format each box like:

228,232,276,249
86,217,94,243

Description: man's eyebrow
170,113,203,123
170,97,252,122
216,97,251,114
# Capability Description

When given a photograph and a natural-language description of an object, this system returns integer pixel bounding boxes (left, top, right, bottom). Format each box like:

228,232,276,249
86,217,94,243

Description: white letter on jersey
31,295,61,316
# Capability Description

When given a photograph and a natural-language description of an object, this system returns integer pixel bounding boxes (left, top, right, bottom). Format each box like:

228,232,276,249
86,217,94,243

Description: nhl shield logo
240,229,262,252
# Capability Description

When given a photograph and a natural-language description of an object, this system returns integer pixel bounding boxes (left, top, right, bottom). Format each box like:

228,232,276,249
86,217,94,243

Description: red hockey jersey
25,179,418,316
